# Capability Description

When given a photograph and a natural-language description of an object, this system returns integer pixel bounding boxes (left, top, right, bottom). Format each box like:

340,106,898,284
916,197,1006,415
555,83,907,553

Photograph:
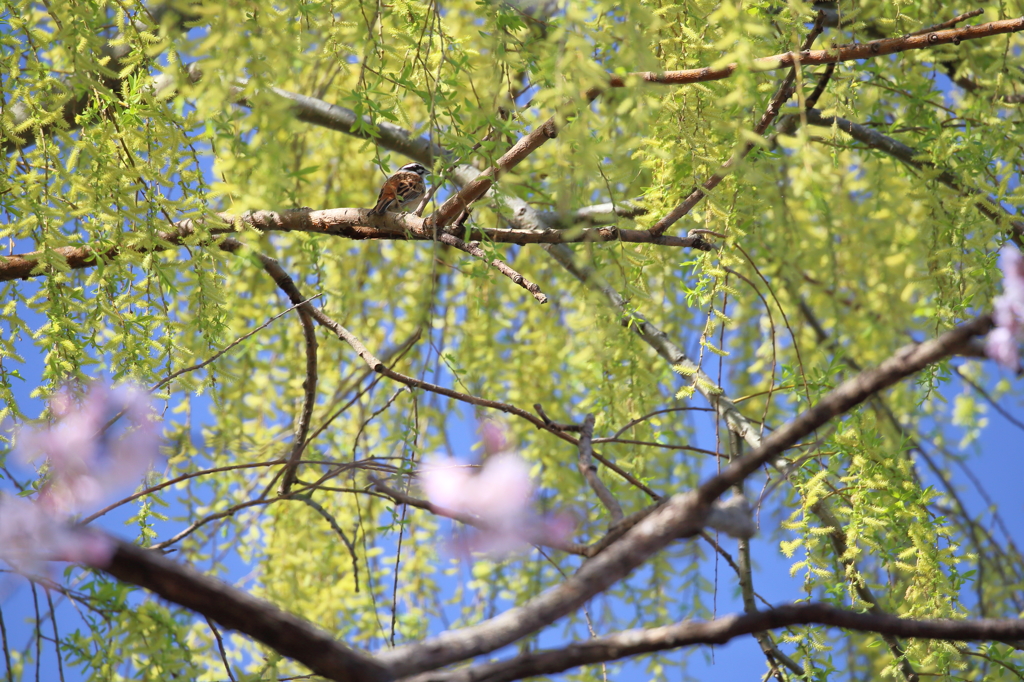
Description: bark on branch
397,602,1024,682
0,210,708,284
103,540,388,682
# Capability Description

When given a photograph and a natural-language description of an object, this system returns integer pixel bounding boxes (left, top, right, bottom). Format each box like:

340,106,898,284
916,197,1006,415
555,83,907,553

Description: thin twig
292,495,360,593
910,9,986,36
151,296,323,393
611,406,715,438
371,479,590,555
0,605,10,682
205,616,237,682
437,233,548,303
955,366,1024,434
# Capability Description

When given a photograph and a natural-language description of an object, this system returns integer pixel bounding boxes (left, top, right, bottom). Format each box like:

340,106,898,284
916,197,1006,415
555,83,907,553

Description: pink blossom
998,244,1024,299
985,326,1020,371
419,450,574,557
986,244,1024,371
0,496,115,574
0,381,159,574
480,419,510,457
17,382,159,515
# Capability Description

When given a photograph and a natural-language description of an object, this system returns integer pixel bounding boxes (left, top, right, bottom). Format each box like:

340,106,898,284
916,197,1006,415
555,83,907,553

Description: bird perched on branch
368,163,428,215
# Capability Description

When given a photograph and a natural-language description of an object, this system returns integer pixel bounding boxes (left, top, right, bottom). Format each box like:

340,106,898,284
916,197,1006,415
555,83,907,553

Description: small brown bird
368,163,428,215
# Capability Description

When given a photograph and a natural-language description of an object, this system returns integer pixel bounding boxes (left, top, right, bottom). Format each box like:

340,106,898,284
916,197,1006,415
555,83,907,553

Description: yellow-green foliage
1,0,1021,679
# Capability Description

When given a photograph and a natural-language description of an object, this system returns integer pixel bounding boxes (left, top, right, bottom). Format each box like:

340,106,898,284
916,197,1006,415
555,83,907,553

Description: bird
368,163,428,216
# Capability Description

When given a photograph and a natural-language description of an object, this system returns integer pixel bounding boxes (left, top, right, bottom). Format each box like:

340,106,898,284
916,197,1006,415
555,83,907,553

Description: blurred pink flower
0,496,114,574
419,450,574,557
986,245,1024,371
985,326,1019,371
480,419,510,457
0,381,159,574
17,382,159,515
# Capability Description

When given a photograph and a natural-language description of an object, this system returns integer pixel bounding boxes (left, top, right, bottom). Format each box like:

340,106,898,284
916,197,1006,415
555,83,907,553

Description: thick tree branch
396,602,1024,682
696,315,992,503
103,539,388,682
0,210,708,284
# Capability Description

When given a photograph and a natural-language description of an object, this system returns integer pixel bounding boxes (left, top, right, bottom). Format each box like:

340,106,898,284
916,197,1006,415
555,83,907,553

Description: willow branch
543,243,763,451
650,11,827,236
696,315,992,503
605,17,1024,90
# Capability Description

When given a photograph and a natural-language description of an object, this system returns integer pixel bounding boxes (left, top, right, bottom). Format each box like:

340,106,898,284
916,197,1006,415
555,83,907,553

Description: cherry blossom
0,381,159,574
0,496,114,574
986,244,1024,370
418,423,573,556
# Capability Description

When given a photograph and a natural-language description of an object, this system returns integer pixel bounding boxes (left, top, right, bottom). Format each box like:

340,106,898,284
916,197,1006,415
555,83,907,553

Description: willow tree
2,0,1024,680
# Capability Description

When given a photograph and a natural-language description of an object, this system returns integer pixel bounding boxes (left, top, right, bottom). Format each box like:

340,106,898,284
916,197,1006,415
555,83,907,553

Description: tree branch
576,414,624,525
696,315,992,504
436,233,548,304
396,602,1024,682
102,539,388,682
279,306,319,494
428,118,559,229
0,210,708,284
605,17,1024,89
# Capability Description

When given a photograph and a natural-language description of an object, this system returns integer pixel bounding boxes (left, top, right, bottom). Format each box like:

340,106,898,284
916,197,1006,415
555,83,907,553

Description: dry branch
279,306,319,494
437,233,548,303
